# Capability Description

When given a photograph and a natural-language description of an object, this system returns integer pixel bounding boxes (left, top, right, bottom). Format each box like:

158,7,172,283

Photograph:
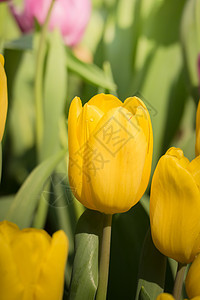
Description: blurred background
0,0,199,299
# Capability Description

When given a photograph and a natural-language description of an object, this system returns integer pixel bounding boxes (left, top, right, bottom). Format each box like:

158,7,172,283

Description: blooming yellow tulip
68,93,153,214
0,54,8,141
0,221,68,300
156,293,175,300
196,100,200,156
150,147,200,263
185,253,200,298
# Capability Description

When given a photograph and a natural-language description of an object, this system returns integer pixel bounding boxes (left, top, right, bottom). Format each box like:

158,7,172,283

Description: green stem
34,0,55,158
173,262,187,300
32,194,48,228
96,214,112,300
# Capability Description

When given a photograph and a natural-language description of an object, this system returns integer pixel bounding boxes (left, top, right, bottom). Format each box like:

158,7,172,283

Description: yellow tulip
150,147,200,263
196,100,200,156
185,253,200,298
156,293,175,300
68,93,153,214
0,221,68,300
0,54,8,141
156,294,200,300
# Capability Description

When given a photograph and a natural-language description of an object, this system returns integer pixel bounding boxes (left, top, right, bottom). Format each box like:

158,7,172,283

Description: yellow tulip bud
0,54,8,141
185,253,200,298
150,147,200,264
68,93,153,214
196,100,200,156
0,221,68,300
156,293,175,300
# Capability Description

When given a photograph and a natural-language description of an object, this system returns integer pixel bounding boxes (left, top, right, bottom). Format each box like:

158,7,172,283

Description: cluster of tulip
68,93,200,299
1,47,200,298
0,2,200,295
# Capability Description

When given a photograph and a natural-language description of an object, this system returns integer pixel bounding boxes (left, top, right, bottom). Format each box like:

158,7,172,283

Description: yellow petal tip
0,54,4,67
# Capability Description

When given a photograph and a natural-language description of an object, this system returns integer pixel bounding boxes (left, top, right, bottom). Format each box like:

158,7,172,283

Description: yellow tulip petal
156,293,175,300
76,103,104,146
0,54,4,66
81,106,147,213
0,234,24,300
166,147,190,168
196,101,200,156
36,230,68,300
12,229,51,289
0,56,8,141
123,97,153,202
68,96,82,154
186,253,200,298
87,93,122,113
0,220,19,243
68,97,84,201
150,154,200,263
187,155,200,188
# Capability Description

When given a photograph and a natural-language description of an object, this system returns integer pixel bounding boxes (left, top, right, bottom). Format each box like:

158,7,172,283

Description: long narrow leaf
5,149,66,228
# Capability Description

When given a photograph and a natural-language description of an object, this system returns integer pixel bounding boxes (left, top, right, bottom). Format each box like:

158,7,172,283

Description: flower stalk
96,214,112,300
34,0,55,158
173,262,187,300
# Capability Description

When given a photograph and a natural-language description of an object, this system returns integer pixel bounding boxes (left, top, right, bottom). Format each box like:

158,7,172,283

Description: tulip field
0,0,200,300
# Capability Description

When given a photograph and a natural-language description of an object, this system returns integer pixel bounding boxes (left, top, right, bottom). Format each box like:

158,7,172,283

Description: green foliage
139,287,151,300
69,210,104,300
108,202,149,300
5,150,66,228
181,0,200,103
135,228,167,300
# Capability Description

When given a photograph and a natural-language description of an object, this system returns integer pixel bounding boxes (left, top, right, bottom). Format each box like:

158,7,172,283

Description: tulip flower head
150,147,200,264
196,100,200,156
156,294,200,300
185,253,200,299
156,293,175,300
68,93,153,214
9,0,91,46
0,54,8,142
0,221,68,300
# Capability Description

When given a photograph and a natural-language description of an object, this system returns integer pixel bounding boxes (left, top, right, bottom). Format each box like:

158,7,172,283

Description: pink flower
9,0,91,46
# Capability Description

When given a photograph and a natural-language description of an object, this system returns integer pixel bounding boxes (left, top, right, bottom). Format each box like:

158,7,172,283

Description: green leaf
66,48,117,91
5,149,66,228
0,195,14,220
135,228,167,300
139,286,151,300
7,50,35,156
140,193,150,216
3,34,116,91
181,0,200,102
128,0,188,170
69,209,104,300
0,3,20,49
4,34,33,51
107,203,149,300
40,30,67,161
